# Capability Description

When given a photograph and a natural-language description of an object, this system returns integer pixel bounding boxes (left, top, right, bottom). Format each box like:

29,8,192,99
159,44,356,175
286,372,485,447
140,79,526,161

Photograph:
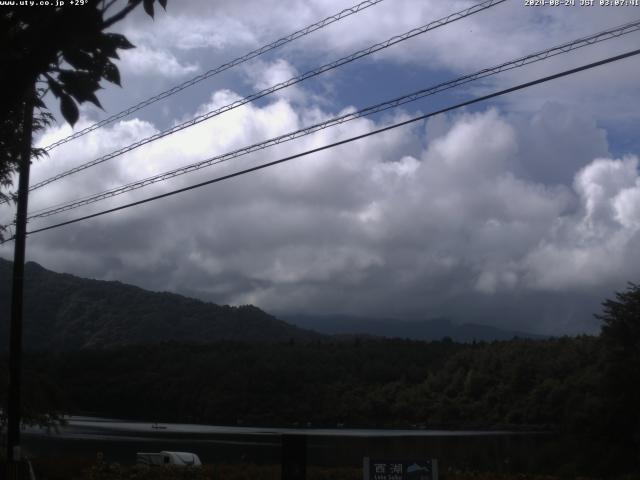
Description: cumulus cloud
241,59,307,104
3,79,638,336
520,156,640,291
117,45,200,78
164,16,257,51
5,1,639,337
106,0,640,139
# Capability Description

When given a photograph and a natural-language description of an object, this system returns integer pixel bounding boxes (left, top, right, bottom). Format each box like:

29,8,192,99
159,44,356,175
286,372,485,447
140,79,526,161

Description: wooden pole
7,87,35,464
281,434,306,480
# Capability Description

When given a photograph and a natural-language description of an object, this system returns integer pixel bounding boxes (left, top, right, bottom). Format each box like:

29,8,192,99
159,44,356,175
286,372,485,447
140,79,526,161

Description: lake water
21,416,563,474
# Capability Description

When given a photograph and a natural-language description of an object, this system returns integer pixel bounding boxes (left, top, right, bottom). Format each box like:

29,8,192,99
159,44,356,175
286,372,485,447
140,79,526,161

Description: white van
136,451,202,466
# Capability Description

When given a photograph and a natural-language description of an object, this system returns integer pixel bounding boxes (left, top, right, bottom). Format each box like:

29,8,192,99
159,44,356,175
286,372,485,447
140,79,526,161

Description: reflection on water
29,416,524,437
21,416,615,476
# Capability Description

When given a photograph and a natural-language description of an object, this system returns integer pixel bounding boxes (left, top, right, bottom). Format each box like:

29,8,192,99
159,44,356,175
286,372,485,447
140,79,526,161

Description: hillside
0,258,544,351
0,258,320,351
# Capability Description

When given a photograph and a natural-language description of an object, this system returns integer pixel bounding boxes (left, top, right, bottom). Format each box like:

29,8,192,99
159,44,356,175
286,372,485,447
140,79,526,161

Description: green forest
2,337,639,480
12,337,602,430
5,316,640,474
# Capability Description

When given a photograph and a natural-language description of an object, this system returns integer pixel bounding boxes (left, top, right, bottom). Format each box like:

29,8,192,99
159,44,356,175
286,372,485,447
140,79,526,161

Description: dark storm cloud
1,1,638,336
3,94,638,336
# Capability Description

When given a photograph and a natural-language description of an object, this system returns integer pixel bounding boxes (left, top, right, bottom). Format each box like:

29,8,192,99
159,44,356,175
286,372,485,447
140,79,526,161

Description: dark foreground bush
77,462,640,480
81,463,363,480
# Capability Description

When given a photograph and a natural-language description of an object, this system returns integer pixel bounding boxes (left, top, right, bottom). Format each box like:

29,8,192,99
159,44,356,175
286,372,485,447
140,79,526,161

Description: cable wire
41,0,387,152
17,47,640,239
25,19,640,221
27,0,507,194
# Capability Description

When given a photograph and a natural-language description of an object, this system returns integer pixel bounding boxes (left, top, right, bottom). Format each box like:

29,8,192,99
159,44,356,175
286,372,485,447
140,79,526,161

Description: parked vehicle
136,451,202,466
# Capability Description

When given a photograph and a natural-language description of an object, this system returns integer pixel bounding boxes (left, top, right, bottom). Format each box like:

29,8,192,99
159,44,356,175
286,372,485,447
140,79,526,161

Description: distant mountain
281,313,545,342
0,258,321,351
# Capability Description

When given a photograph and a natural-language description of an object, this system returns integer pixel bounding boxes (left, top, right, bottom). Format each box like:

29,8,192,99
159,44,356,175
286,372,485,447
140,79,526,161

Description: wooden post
281,434,306,480
6,88,35,466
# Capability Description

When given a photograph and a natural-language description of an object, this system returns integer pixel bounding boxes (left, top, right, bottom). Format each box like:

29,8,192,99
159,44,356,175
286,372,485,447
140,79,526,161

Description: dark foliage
4,335,639,476
597,282,640,446
0,85,52,210
5,337,598,430
0,0,167,124
0,0,167,209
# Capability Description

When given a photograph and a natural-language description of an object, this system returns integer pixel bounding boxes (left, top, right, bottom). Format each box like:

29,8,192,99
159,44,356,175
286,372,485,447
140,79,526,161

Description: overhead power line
25,19,640,221
13,47,639,240
41,0,387,152
27,0,507,194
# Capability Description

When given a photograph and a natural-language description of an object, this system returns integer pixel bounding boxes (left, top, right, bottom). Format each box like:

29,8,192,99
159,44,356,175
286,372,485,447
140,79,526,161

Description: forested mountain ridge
0,258,320,350
0,258,545,351
282,314,545,342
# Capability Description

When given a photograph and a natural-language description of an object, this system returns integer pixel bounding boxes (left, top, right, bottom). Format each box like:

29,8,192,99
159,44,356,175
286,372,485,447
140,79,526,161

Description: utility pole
7,87,35,466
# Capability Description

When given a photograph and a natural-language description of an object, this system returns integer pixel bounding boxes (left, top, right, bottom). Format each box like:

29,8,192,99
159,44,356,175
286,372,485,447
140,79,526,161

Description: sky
2,0,640,335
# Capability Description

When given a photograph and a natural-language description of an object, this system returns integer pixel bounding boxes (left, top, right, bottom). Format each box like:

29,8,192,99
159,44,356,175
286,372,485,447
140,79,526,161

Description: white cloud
521,156,640,291
2,0,638,340
4,81,639,335
614,182,640,229
575,156,639,231
241,59,307,104
170,16,258,51
98,0,640,145
117,45,200,78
